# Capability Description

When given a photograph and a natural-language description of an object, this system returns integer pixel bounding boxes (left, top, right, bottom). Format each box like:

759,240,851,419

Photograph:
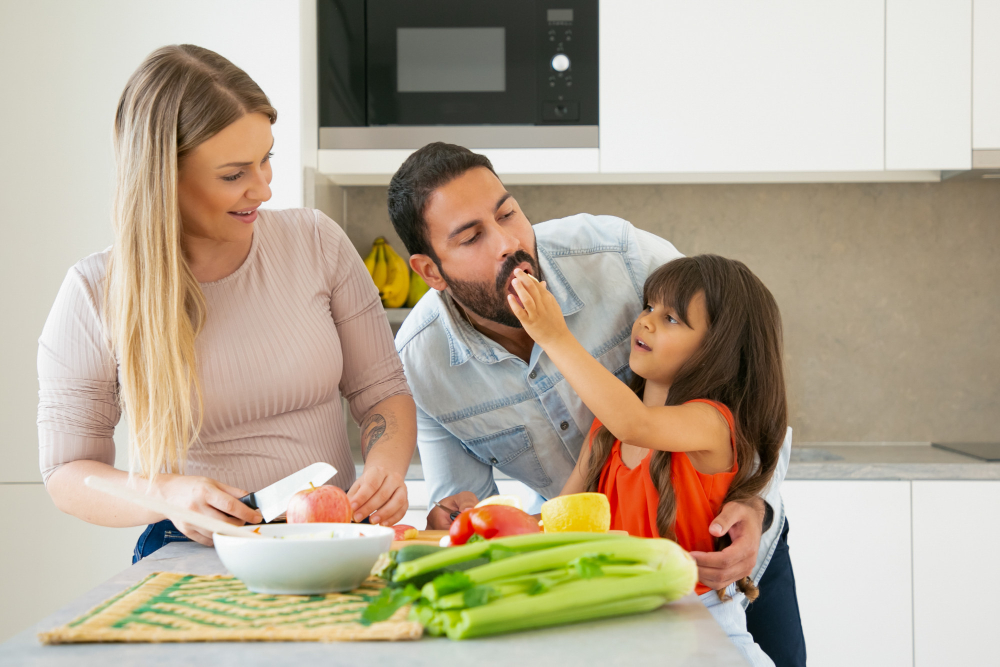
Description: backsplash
319,179,1000,444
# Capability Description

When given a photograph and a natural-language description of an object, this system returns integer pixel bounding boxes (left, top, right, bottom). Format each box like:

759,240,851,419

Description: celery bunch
367,532,697,640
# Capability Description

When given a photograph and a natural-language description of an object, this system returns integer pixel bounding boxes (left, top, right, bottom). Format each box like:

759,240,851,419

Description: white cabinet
974,0,1000,149
599,1,886,174
782,480,913,667
912,481,999,666
885,0,973,169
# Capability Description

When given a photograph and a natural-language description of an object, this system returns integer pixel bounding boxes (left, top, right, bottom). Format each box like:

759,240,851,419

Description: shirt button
490,457,499,464
529,371,537,379
560,421,569,431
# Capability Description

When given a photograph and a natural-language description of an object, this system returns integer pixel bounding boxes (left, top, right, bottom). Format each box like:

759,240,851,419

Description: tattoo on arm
360,413,394,461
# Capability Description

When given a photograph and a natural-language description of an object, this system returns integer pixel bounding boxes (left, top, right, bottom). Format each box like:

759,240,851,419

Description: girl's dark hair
583,255,787,600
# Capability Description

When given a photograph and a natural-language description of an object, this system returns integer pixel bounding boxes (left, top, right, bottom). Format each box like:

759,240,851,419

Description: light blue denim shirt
396,213,790,582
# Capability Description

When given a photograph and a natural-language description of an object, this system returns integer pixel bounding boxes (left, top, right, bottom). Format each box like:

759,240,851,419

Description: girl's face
177,112,273,243
629,290,709,386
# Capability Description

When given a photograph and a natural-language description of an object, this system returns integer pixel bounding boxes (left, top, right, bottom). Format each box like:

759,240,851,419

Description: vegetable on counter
449,505,541,546
365,532,697,639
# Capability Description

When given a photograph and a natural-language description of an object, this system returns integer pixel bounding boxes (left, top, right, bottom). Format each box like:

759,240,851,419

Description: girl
509,255,786,667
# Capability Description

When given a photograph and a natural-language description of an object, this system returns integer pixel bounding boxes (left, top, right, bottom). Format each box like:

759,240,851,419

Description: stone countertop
367,444,1000,484
1,543,748,667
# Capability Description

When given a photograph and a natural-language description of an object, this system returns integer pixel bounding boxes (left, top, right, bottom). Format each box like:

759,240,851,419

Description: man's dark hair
387,142,497,261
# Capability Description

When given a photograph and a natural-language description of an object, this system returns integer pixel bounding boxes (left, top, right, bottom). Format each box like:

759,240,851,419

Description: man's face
421,167,541,328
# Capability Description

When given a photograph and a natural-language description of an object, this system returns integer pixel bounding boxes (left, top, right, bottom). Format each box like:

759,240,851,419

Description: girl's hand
348,464,408,526
148,474,262,546
508,268,571,347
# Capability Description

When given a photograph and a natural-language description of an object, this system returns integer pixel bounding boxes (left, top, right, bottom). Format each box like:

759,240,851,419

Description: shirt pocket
461,425,553,490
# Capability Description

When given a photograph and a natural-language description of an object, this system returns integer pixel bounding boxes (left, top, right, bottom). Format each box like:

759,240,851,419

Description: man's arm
416,406,499,529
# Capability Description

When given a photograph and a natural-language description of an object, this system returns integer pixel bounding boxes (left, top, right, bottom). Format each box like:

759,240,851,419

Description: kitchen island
1,542,750,666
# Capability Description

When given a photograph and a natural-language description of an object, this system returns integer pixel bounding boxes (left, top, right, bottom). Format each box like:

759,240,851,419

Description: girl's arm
509,270,729,456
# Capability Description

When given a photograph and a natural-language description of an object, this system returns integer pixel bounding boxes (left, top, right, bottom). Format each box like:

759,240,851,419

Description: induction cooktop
931,442,1000,462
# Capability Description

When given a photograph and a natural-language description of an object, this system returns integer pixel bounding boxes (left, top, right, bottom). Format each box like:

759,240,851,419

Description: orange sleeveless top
593,399,738,595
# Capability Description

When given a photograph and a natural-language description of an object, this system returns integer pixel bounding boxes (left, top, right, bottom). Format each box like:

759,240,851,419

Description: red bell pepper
449,505,540,545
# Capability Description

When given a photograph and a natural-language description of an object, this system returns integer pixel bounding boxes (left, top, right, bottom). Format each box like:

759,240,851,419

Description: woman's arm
509,270,729,456
46,461,261,546
347,393,416,525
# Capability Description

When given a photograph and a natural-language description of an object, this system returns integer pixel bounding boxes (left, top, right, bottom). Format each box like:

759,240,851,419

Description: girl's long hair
104,45,276,481
583,255,787,599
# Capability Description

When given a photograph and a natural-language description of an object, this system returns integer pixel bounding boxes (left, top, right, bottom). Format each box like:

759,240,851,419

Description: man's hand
689,499,765,590
426,491,479,530
347,464,408,526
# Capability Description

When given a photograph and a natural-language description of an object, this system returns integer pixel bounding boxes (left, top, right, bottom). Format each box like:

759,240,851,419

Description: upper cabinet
974,0,1000,150
599,1,886,174
886,0,972,170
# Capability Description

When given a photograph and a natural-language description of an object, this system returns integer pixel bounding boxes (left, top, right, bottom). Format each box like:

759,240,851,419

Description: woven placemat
39,572,422,644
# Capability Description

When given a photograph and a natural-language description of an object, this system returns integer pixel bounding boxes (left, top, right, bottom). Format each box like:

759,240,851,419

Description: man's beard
441,248,542,329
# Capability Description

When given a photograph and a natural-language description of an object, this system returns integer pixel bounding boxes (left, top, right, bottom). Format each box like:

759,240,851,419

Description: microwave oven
318,0,598,149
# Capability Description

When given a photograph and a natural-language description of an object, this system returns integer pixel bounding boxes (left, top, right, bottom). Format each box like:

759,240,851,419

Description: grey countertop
1,543,748,667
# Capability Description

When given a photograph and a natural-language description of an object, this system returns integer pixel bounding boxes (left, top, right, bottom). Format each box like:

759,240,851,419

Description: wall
0,0,310,642
329,179,1000,443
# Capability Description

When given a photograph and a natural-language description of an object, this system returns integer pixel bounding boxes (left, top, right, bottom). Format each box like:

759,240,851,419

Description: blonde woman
37,45,415,561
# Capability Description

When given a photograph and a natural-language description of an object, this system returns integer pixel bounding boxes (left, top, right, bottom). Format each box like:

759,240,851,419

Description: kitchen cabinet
911,481,999,666
885,0,972,170
781,480,913,667
599,1,886,174
974,0,1000,149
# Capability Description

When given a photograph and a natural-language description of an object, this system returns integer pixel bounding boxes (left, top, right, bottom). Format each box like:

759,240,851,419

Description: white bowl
213,523,394,595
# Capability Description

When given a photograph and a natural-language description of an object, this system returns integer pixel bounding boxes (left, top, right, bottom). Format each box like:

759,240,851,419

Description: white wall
0,0,310,642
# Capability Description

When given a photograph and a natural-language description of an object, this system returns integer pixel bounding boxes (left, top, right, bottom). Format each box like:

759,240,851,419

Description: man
389,143,805,665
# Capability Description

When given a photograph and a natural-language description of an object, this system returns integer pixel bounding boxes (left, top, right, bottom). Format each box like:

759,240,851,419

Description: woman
37,45,415,561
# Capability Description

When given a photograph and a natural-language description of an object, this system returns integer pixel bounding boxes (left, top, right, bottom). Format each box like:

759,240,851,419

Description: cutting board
391,529,448,550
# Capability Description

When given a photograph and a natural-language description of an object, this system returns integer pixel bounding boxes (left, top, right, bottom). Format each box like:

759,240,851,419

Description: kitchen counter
1,543,748,666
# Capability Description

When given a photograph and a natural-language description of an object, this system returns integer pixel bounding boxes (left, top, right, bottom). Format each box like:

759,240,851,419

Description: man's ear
409,254,447,291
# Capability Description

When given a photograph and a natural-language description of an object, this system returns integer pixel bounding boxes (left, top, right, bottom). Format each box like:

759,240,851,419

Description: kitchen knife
239,462,337,523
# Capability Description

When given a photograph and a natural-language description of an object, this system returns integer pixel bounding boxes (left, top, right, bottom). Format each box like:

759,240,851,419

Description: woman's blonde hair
104,45,276,480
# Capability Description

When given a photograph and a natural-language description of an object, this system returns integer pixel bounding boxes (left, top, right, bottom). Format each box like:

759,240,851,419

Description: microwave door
366,0,537,125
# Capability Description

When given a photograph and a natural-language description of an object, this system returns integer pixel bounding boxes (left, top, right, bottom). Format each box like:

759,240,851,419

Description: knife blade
239,462,337,523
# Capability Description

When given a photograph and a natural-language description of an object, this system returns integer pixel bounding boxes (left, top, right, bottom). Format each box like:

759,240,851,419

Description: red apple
285,484,352,523
393,524,418,540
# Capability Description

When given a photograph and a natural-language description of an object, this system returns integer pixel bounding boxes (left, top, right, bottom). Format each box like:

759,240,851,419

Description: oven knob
551,54,571,72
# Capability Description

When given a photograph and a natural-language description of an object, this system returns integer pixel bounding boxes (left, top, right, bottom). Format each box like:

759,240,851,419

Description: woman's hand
508,269,571,347
147,474,262,546
348,464,408,526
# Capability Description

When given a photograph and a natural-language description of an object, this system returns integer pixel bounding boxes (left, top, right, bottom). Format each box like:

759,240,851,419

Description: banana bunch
364,237,410,308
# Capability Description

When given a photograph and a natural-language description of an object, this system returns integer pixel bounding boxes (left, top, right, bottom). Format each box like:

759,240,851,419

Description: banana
363,240,379,277
371,239,388,292
405,270,430,308
380,240,410,308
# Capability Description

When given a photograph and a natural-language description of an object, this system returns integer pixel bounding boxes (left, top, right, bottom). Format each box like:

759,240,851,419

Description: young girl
509,255,786,667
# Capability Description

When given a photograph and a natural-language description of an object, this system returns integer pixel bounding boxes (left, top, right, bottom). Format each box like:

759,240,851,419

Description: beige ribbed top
36,208,410,493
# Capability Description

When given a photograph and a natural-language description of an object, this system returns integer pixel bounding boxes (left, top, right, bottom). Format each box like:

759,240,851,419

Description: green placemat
39,573,422,644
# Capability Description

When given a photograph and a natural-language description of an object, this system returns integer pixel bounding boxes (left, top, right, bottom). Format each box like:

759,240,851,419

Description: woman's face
177,112,273,242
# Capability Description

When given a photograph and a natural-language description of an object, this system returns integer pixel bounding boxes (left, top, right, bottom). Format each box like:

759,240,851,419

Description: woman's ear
409,254,447,291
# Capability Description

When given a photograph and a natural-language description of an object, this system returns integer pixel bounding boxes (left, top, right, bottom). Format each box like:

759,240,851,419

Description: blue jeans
745,519,807,667
133,519,191,564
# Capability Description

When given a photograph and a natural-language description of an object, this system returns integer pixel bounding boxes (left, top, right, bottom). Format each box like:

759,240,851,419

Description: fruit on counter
365,532,698,638
540,493,611,533
364,237,410,308
405,271,430,307
473,494,524,510
393,524,419,541
449,505,541,545
285,484,352,524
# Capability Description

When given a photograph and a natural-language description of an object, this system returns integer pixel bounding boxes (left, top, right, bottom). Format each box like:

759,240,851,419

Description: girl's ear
409,254,447,291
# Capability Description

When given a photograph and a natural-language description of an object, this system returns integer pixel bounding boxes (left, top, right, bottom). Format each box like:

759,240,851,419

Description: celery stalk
445,595,670,640
392,532,627,583
465,537,691,585
444,569,692,639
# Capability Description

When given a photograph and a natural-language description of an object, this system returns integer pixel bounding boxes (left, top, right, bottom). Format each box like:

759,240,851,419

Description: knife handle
239,493,258,510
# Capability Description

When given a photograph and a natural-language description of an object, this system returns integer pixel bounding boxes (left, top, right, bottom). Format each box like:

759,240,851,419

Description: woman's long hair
104,45,276,481
582,255,787,599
